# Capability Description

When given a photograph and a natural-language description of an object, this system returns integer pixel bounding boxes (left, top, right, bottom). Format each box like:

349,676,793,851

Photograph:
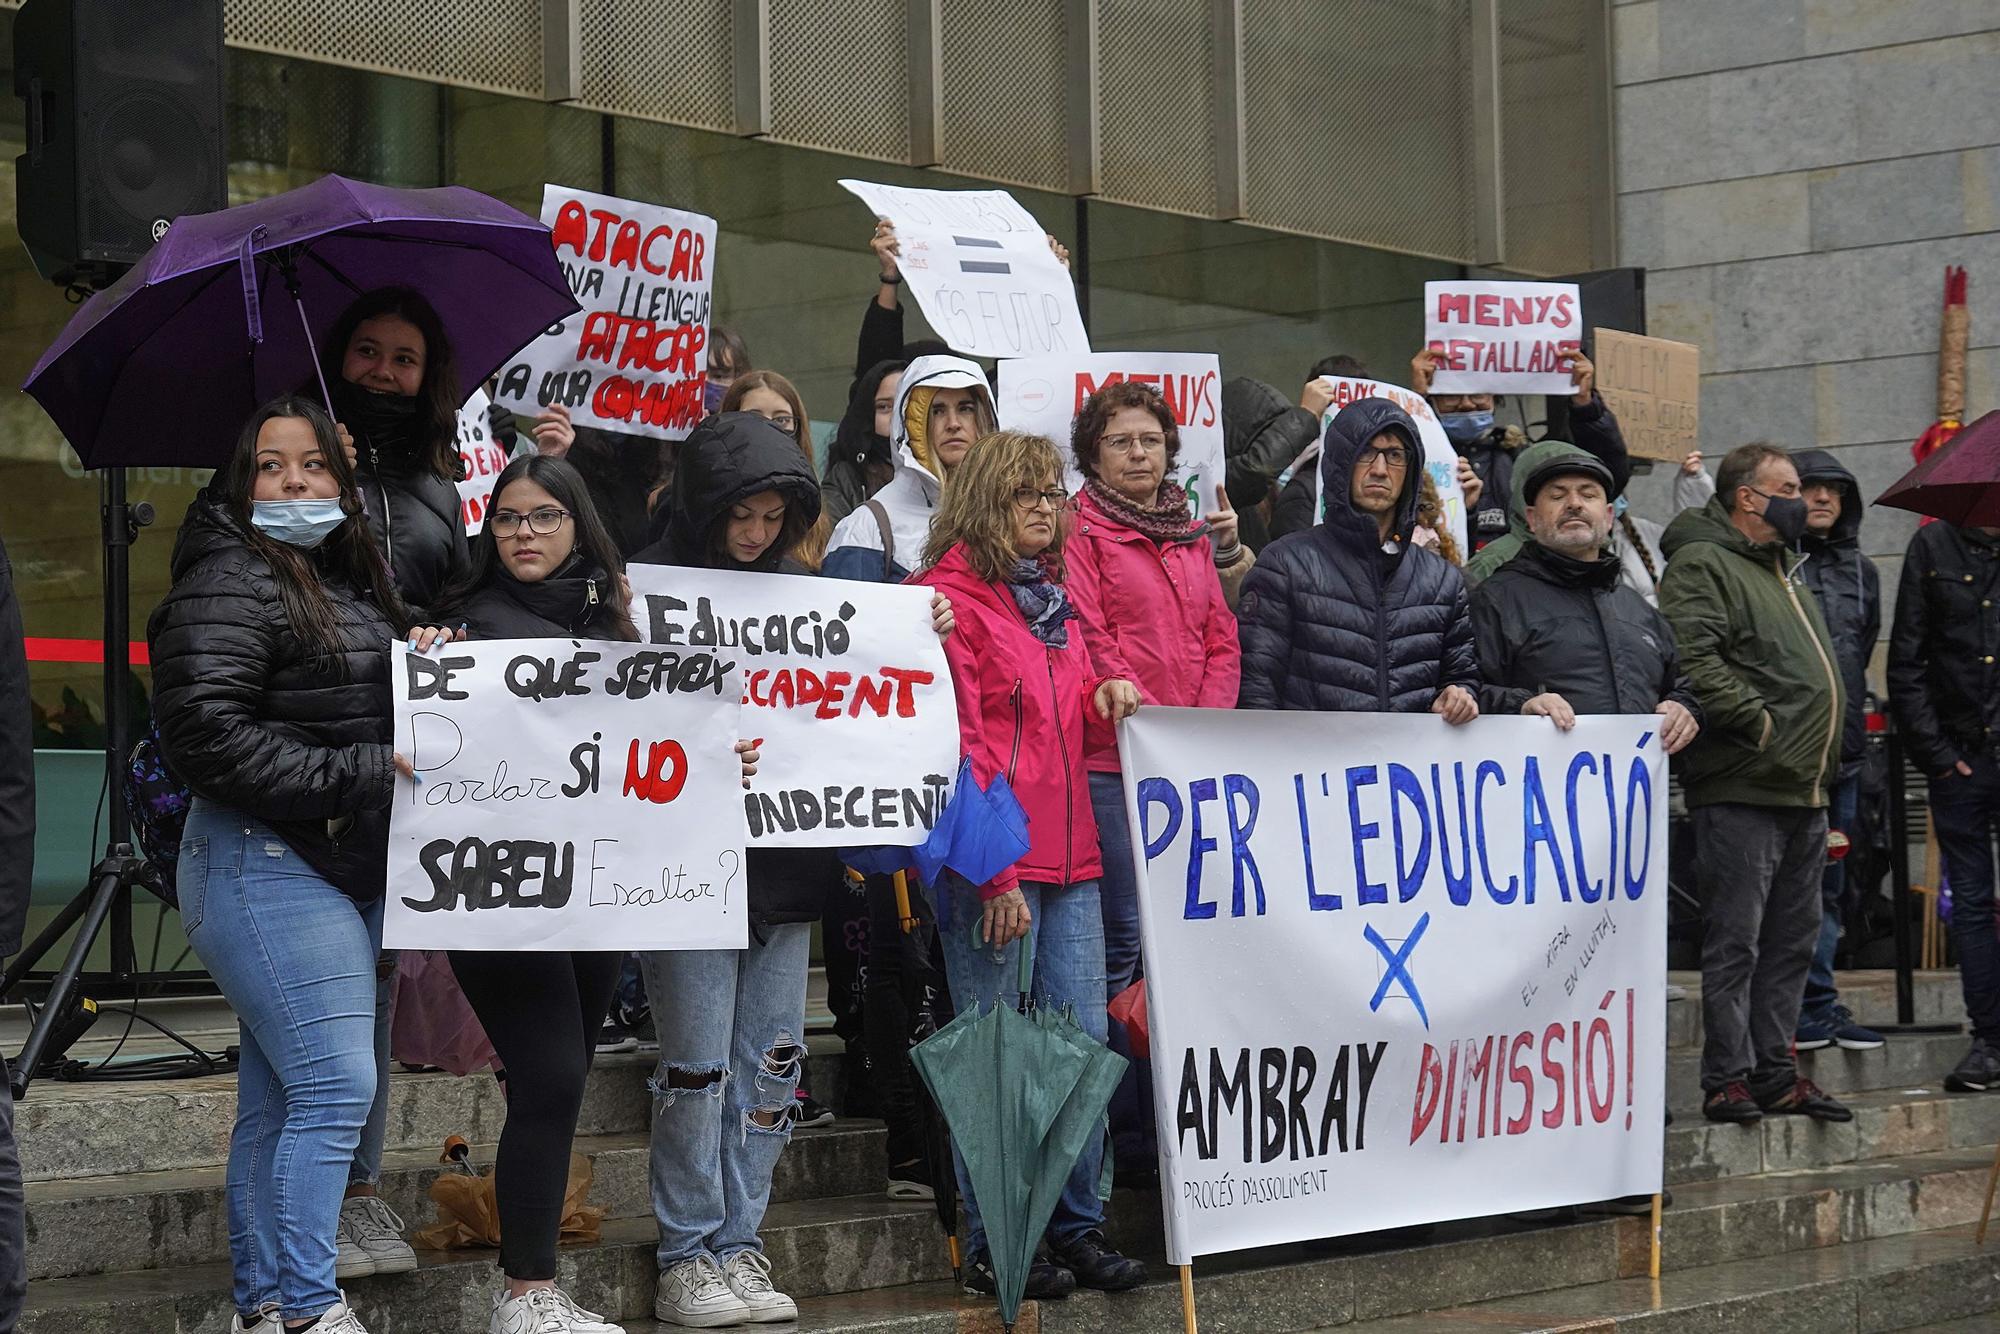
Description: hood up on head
1317,398,1423,557
1790,448,1865,545
661,411,822,571
829,358,905,476
892,353,996,487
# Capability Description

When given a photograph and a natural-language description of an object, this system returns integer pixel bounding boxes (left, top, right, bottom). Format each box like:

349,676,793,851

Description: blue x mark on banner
1365,912,1431,1030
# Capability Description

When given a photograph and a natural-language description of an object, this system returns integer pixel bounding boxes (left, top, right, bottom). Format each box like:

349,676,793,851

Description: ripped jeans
641,922,812,1270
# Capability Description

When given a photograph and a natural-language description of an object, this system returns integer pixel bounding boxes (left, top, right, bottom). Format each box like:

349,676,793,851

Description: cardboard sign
627,565,959,849
493,185,717,441
454,390,510,537
1308,378,1468,556
840,179,1090,359
1119,708,1668,1263
1425,281,1582,395
383,638,746,952
996,353,1225,513
1594,329,1700,462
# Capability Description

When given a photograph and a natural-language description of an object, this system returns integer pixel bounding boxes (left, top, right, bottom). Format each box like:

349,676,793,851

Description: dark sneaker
885,1158,934,1202
594,1016,638,1054
962,1248,1075,1301
1827,1005,1885,1051
1794,1015,1836,1051
1046,1230,1147,1292
1758,1077,1852,1122
1945,1039,2000,1093
791,1091,836,1128
1703,1081,1763,1124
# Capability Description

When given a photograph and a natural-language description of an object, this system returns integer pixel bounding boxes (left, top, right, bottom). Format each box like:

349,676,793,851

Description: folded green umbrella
909,931,1128,1329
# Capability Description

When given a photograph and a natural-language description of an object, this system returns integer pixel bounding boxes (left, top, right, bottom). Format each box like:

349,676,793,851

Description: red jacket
915,545,1113,899
1066,487,1241,772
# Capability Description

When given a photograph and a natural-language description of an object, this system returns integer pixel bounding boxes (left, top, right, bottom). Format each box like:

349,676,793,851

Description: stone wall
1612,1,2000,644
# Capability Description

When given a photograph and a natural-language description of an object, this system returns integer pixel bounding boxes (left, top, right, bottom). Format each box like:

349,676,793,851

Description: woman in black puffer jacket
1236,397,1480,718
149,396,418,1334
426,454,641,1332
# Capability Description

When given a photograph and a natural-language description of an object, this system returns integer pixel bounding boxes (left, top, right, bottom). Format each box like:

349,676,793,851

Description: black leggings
448,950,622,1279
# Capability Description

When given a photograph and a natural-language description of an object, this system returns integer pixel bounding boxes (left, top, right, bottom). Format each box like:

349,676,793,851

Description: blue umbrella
23,173,579,468
844,755,1031,888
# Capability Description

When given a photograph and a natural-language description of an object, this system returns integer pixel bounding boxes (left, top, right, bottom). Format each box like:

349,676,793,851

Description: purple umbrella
1877,409,2000,527
23,174,579,468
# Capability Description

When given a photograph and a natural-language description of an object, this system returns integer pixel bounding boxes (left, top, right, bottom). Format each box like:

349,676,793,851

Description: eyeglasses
490,507,571,537
1358,446,1411,470
1011,487,1069,512
760,411,798,433
1101,432,1168,455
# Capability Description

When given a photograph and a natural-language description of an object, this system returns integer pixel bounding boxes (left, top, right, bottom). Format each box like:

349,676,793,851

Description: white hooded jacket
822,353,995,582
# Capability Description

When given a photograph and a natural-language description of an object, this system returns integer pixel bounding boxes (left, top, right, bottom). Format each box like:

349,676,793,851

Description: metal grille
1098,0,1217,217
576,0,735,132
1499,0,1598,274
224,0,541,97
938,0,1069,192
1242,0,1477,263
768,0,910,161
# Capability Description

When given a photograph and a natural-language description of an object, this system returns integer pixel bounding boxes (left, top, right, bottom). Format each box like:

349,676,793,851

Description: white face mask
250,498,348,549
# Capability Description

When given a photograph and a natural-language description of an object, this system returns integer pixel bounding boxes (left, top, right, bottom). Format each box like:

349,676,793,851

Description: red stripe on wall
23,638,151,666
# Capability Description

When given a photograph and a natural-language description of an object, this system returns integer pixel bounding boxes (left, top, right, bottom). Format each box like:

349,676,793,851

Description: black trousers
862,874,953,1167
0,1054,22,1332
448,950,622,1279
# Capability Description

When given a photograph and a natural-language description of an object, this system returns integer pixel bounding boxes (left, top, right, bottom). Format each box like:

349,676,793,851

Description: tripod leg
10,861,127,1099
0,889,94,999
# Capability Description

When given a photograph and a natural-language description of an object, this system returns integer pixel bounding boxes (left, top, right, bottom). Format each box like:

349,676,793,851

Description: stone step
1666,1084,2000,1184
20,1193,956,1333
1346,1224,2000,1332
14,1044,850,1184
1663,968,1966,1051
22,1120,890,1282
1665,1029,1973,1114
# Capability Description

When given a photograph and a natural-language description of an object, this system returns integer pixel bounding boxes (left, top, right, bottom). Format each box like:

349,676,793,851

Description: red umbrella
1877,409,2000,526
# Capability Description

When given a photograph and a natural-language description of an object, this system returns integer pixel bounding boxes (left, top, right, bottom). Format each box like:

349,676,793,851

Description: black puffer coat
1888,521,2000,777
631,412,841,927
1236,398,1478,712
1222,377,1320,551
1472,541,1703,722
148,492,400,900
1793,449,1881,782
451,562,628,643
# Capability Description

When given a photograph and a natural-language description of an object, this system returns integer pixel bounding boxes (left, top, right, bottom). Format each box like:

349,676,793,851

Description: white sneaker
309,1297,372,1334
335,1196,418,1278
655,1254,751,1327
228,1308,275,1333
720,1250,797,1324
490,1285,626,1334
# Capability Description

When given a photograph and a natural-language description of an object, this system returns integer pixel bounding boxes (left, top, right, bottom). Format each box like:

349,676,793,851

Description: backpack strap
864,498,895,580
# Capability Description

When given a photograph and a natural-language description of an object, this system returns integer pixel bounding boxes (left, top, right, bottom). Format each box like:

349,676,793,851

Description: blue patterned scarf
1005,557,1073,647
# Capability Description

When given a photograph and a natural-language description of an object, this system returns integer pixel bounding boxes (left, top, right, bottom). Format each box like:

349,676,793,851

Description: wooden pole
1977,1139,2000,1245
1649,1192,1663,1278
1179,1263,1198,1333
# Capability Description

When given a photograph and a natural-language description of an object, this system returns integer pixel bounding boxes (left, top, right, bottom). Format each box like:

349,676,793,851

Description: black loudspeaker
1559,266,1649,340
13,0,225,287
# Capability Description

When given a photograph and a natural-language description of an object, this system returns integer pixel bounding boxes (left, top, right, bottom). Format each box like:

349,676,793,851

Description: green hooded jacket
1462,439,1600,586
1657,497,1845,808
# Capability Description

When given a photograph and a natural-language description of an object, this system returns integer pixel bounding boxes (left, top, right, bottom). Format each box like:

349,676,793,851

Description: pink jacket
914,545,1114,899
1066,487,1242,772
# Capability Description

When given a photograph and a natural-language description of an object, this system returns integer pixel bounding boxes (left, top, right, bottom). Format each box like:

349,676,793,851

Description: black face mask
333,379,424,467
1751,488,1809,544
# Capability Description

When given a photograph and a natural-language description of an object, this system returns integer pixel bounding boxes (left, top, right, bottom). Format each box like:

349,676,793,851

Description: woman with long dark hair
720,369,830,569
149,396,420,1334
425,454,648,1334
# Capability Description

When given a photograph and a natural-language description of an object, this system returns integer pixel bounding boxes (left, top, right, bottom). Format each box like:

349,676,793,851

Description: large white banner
1313,377,1467,555
997,353,1225,515
839,179,1089,358
627,565,959,849
454,389,509,537
384,638,746,952
1424,280,1582,395
493,185,717,440
1119,709,1667,1264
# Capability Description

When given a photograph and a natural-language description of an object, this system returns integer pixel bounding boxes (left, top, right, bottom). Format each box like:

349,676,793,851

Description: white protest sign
384,638,746,952
454,390,510,536
839,179,1089,359
997,353,1225,513
1309,378,1467,555
493,185,717,441
1119,709,1667,1263
627,565,959,849
1424,280,1582,395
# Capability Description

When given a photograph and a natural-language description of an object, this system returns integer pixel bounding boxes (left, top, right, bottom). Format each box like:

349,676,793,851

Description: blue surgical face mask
250,497,349,549
1438,410,1494,445
1613,494,1630,519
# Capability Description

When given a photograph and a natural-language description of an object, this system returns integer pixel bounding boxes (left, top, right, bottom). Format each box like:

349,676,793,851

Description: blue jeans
1932,756,2000,1045
925,874,1109,1258
1802,775,1860,1022
349,964,390,1188
641,923,811,1270
178,801,381,1322
1089,772,1156,1172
